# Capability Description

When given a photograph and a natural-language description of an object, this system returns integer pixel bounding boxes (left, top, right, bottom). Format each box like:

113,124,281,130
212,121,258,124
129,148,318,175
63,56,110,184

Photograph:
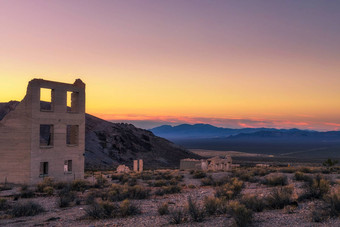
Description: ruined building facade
0,79,85,184
180,155,233,172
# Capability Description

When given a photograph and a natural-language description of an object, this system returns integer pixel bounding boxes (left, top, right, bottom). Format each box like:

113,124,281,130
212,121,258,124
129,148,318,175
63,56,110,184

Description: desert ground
1,164,340,227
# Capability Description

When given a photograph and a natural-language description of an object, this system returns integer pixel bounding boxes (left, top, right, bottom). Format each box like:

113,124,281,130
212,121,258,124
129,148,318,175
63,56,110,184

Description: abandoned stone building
0,79,85,184
180,155,233,171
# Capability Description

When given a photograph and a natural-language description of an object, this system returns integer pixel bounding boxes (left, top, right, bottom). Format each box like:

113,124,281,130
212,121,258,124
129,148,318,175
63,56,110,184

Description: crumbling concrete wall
0,79,85,184
180,155,233,172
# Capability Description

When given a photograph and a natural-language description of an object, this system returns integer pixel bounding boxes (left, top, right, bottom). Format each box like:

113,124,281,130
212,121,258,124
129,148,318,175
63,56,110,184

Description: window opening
40,125,54,147
40,88,54,111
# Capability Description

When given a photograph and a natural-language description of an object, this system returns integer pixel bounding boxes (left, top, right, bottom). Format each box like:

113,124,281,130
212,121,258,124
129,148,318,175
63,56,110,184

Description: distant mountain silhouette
151,124,340,158
150,123,276,139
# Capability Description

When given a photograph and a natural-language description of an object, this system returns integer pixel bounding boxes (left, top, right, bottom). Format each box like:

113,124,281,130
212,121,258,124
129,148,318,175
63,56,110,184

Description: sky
0,0,340,130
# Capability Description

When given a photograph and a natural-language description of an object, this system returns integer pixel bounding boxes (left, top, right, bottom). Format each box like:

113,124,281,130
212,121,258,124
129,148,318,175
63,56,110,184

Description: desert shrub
279,167,297,173
155,185,182,196
240,194,266,212
36,177,54,192
156,171,173,180
53,182,69,190
71,179,89,192
294,171,312,182
204,196,225,215
187,197,205,222
215,178,243,200
85,201,119,219
300,175,330,200
0,184,12,191
119,199,141,217
107,184,150,201
188,184,196,189
169,208,186,224
311,206,330,222
193,171,206,179
201,176,215,186
43,186,54,196
0,199,10,211
94,175,108,188
324,187,340,217
228,201,253,227
298,167,312,173
140,172,153,181
58,188,76,208
263,174,288,186
20,185,35,198
85,191,97,205
151,180,168,187
158,202,169,215
233,169,254,182
10,201,44,217
253,167,273,176
128,185,150,200
266,186,293,209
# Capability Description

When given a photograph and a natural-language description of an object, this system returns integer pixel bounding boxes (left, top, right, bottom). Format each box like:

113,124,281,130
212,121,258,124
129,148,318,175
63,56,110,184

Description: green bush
36,177,54,192
294,172,312,182
158,202,169,215
240,194,266,212
228,201,253,227
266,186,293,209
10,201,44,217
263,174,288,186
43,186,54,196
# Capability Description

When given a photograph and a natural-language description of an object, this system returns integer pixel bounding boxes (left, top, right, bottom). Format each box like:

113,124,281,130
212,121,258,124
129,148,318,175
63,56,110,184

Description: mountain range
150,124,340,158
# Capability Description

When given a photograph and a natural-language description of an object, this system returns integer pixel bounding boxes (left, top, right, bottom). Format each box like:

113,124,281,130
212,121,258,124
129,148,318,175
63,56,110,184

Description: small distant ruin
133,159,143,172
0,79,86,184
116,165,131,173
180,155,233,171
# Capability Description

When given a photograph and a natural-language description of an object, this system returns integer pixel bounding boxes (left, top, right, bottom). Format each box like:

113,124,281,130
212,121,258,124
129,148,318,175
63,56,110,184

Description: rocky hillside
0,101,200,169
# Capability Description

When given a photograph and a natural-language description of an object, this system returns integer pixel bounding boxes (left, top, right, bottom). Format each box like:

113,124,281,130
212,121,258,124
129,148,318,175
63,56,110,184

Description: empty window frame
66,125,79,145
39,162,49,176
40,88,54,111
40,125,54,147
64,160,72,173
67,91,79,112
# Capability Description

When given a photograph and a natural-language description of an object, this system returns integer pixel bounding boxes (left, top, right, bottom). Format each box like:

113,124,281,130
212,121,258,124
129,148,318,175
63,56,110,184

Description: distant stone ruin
0,79,86,184
180,155,233,171
133,159,143,172
116,165,131,173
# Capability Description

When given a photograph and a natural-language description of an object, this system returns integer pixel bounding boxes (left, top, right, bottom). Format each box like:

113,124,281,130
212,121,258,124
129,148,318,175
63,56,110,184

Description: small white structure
180,155,233,171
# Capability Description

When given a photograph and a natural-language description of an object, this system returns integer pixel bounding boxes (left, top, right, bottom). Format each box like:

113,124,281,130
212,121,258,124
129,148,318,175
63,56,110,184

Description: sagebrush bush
106,184,150,201
264,174,288,186
187,197,205,222
193,171,207,179
155,185,181,196
20,185,35,198
36,177,54,192
204,196,226,215
299,175,330,200
201,176,215,186
233,169,254,182
10,201,44,217
294,171,312,182
325,187,340,217
240,194,266,212
158,202,169,215
119,199,141,217
228,201,253,227
85,201,118,219
169,208,186,224
215,178,243,200
71,179,89,192
43,186,54,196
0,199,10,211
58,188,76,208
266,186,293,209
